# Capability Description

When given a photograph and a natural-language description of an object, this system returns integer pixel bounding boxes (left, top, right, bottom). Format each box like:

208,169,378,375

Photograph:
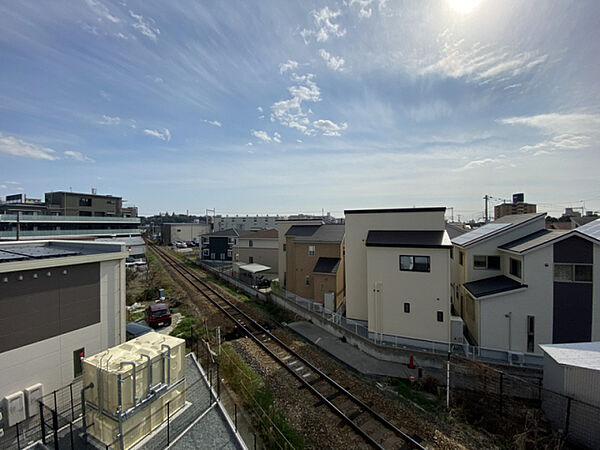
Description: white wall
238,237,278,249
366,246,450,341
593,244,600,341
345,210,445,321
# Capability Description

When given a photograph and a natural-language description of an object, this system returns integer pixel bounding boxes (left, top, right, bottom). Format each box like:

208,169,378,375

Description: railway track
149,243,426,449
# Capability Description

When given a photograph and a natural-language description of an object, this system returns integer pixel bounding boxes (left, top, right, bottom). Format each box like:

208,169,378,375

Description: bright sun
448,0,482,14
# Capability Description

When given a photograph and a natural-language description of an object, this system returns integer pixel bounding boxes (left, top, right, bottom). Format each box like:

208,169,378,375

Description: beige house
276,219,324,285
232,228,278,277
283,223,345,309
345,207,452,342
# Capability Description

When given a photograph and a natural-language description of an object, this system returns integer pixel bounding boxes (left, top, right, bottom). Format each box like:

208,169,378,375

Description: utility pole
16,211,20,241
447,207,454,222
483,195,490,223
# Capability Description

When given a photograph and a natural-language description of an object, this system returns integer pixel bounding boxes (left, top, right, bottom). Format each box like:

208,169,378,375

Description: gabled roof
576,218,600,243
365,230,451,248
452,213,546,248
463,275,527,299
293,224,345,243
540,342,600,371
571,215,599,228
238,228,278,239
312,257,340,274
286,225,321,237
499,229,569,254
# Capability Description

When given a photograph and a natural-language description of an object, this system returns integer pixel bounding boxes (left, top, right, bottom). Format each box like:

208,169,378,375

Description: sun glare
448,0,482,14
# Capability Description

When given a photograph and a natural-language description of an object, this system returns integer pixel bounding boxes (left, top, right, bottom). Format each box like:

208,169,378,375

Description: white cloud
5,181,19,185
99,115,121,125
251,130,272,142
421,35,548,87
301,7,346,44
64,150,95,162
0,185,6,189
99,90,110,100
203,119,222,127
129,10,160,41
499,113,600,152
312,119,348,136
84,0,120,23
144,128,171,141
279,60,299,74
257,106,263,113
297,139,303,143
271,73,321,135
348,0,387,18
318,49,345,71
0,133,58,160
273,132,282,143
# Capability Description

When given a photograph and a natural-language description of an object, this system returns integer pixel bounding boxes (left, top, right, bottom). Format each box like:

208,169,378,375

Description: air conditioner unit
3,392,26,426
24,384,44,417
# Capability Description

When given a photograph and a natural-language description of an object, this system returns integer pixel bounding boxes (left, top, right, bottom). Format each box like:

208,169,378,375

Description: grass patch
394,378,441,413
129,310,145,322
219,344,304,449
244,298,294,324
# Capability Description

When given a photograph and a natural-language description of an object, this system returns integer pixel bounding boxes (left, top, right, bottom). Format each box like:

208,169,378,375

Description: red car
145,303,172,328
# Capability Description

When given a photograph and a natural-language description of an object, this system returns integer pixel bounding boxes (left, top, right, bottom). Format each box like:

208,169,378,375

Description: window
176,229,181,232
509,258,522,278
220,253,225,260
473,255,501,270
527,316,535,353
249,240,253,247
73,348,85,377
305,275,310,285
203,249,209,256
227,249,232,258
554,264,593,283
79,197,91,207
308,245,315,256
404,302,410,313
459,252,464,266
437,311,444,322
399,255,430,272
249,256,254,263
283,243,286,251
228,237,235,244
210,252,215,260
450,248,453,259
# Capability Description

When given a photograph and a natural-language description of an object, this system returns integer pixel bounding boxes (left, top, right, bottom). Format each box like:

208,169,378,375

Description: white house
0,240,127,435
345,207,452,342
452,215,600,355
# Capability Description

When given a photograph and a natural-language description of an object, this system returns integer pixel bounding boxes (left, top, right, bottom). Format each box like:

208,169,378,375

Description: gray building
213,215,282,232
45,191,122,217
161,222,211,245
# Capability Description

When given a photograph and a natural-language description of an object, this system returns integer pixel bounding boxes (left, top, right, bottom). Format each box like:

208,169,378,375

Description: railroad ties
149,243,425,450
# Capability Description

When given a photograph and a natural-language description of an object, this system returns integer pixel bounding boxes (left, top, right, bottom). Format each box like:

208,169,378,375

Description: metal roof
312,257,340,274
237,228,278,239
293,224,345,243
463,275,527,298
576,218,600,242
365,230,451,248
0,244,80,261
499,229,569,253
540,342,600,371
239,263,271,273
344,207,446,214
452,213,546,247
285,225,321,237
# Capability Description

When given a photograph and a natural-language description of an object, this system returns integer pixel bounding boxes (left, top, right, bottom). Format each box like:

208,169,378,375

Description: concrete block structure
0,240,127,433
344,207,451,342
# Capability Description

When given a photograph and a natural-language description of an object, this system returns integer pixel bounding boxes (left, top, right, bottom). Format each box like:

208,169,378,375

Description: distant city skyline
1,1,599,220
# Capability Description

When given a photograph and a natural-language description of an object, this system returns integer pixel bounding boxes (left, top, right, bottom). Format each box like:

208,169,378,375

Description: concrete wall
345,210,445,321
366,246,450,342
163,223,211,244
0,256,125,406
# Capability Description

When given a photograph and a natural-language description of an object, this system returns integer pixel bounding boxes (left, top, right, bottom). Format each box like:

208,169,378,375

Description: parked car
145,303,172,328
126,322,153,340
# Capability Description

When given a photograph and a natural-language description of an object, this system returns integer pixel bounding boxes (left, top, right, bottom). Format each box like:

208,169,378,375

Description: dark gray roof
464,275,527,299
0,241,124,263
365,230,452,248
452,213,546,247
499,229,569,253
293,224,345,243
445,222,468,239
571,216,599,228
312,257,340,274
344,207,446,214
285,225,321,237
204,228,239,237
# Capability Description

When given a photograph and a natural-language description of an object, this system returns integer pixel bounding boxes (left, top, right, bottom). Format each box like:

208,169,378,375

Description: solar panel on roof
3,246,80,259
452,222,511,246
577,219,600,240
0,250,28,263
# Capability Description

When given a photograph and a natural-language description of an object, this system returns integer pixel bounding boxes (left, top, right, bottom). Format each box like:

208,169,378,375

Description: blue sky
1,0,599,219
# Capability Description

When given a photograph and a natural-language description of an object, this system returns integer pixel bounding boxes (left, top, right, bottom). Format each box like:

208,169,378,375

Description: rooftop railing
0,214,140,223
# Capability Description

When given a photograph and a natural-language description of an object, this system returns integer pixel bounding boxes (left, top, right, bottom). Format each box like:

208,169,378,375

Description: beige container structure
82,332,186,449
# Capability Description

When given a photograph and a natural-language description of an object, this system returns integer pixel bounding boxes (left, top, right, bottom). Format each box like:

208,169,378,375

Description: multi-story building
45,190,123,217
284,223,345,309
276,219,324,287
213,215,283,233
232,228,278,278
0,240,127,440
452,214,600,355
345,207,452,342
200,229,238,262
494,193,537,219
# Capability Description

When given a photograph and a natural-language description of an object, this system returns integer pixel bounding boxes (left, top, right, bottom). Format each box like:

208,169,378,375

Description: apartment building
45,190,122,217
284,223,345,309
452,214,600,355
232,228,278,276
494,193,536,219
0,240,127,435
213,214,283,232
345,208,452,342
